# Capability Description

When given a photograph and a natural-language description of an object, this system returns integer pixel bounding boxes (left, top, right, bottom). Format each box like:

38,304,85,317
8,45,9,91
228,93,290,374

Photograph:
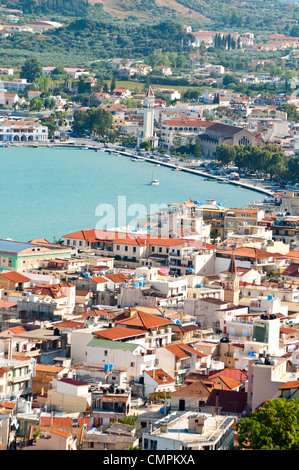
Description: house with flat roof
141,411,235,450
0,239,72,272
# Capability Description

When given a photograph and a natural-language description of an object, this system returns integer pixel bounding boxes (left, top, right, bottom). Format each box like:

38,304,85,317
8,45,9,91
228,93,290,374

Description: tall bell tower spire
137,87,159,149
223,253,239,305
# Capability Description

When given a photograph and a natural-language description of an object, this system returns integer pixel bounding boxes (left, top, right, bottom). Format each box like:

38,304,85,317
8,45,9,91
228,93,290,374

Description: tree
214,144,236,166
286,156,299,183
89,108,113,137
194,139,202,159
110,75,116,93
72,107,113,137
20,58,42,83
236,398,299,450
210,227,218,244
72,109,90,136
30,97,44,111
140,141,151,151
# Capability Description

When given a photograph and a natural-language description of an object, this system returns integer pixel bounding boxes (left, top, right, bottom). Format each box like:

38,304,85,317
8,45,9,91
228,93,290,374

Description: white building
85,337,156,381
142,411,235,450
0,118,48,142
0,79,29,92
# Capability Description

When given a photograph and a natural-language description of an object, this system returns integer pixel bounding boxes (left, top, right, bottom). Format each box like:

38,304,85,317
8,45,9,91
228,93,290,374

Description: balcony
11,372,32,383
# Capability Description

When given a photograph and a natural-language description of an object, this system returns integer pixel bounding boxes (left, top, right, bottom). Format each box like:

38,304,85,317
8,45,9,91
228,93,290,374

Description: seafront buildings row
0,187,298,450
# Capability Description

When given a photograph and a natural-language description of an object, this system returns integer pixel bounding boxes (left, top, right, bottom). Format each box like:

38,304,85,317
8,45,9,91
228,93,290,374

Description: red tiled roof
1,401,16,409
166,342,207,359
115,308,173,330
35,364,65,373
208,368,248,381
93,326,147,341
205,389,248,413
40,416,90,428
0,271,31,283
217,247,275,259
3,326,27,335
90,276,108,284
144,368,175,385
53,321,85,330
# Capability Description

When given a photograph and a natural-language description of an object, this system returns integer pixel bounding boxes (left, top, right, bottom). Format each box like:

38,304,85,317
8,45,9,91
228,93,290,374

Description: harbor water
0,146,262,242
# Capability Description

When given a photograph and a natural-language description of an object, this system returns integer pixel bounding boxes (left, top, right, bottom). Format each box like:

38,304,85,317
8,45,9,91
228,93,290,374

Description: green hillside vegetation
0,19,194,67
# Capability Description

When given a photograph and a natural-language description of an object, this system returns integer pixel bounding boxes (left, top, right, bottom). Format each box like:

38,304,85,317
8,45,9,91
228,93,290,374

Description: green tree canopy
72,107,113,137
214,144,236,166
20,58,42,83
236,398,299,450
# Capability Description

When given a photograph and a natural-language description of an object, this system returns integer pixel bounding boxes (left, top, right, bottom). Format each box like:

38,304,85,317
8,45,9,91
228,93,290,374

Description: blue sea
0,146,262,242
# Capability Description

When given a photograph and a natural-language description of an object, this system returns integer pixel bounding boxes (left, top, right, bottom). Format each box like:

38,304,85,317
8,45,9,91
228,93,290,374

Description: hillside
88,0,210,21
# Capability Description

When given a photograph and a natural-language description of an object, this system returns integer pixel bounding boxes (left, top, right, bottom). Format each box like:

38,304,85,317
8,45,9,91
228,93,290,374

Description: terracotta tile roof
144,368,175,385
2,326,27,335
35,364,65,373
217,247,274,259
103,273,128,284
1,401,16,409
165,342,207,359
208,368,248,381
50,428,72,439
164,119,213,127
0,301,17,309
53,321,85,330
282,263,299,278
40,416,90,428
81,308,111,318
205,389,248,414
170,380,214,398
62,229,199,249
0,271,31,283
280,326,299,335
93,326,147,341
59,378,88,387
115,309,173,330
90,276,108,284
41,416,89,428
278,380,299,390
30,285,67,300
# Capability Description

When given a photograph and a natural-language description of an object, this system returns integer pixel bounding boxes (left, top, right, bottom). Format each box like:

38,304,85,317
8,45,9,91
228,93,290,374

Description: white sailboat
150,171,159,185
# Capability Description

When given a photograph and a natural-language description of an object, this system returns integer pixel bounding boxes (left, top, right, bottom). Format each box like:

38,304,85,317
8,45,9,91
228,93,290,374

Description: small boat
156,164,160,167
150,171,159,185
218,178,230,184
172,167,181,171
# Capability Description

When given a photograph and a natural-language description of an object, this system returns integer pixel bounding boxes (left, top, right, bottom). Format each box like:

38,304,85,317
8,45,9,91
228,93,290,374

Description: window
125,246,128,251
104,350,108,356
133,247,136,253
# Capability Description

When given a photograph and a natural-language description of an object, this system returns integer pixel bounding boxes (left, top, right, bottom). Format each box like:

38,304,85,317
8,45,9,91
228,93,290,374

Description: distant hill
88,0,210,21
